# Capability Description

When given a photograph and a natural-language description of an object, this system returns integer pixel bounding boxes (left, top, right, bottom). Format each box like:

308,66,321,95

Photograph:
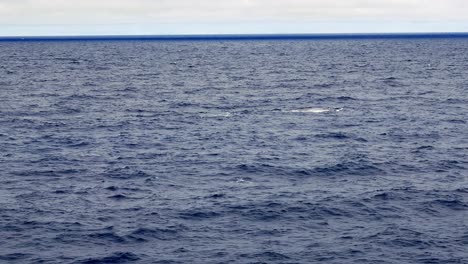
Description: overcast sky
1,0,468,36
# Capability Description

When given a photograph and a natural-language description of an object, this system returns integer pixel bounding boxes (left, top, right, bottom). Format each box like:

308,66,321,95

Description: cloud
1,0,468,25
0,0,467,35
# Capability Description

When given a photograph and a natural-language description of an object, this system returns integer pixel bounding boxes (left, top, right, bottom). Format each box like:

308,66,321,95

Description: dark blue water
0,38,467,263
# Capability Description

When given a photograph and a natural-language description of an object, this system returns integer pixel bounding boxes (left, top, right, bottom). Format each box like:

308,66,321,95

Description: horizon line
1,32,468,41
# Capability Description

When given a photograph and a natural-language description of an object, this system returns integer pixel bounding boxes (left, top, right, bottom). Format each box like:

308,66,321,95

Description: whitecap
201,112,232,118
288,107,342,113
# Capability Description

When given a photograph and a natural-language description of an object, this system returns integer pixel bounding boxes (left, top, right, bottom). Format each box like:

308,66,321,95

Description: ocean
0,36,467,263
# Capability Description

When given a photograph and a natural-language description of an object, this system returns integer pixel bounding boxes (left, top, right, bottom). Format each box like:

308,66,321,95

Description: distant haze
1,0,467,36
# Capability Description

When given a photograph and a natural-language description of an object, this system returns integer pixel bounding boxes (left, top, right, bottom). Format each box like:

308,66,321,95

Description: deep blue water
0,38,467,264
2,33,468,42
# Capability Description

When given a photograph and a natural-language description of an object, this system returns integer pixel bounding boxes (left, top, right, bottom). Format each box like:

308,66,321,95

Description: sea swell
0,38,467,263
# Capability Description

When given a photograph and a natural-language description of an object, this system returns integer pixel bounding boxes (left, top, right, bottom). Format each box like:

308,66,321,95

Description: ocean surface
0,37,467,263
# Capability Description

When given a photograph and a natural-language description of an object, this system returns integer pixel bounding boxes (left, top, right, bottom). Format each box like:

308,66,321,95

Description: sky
1,0,468,36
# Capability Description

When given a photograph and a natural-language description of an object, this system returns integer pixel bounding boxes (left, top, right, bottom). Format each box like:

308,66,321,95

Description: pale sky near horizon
1,0,468,36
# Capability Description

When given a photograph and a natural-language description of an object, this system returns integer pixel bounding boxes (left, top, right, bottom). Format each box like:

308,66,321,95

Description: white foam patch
202,112,232,118
288,107,342,113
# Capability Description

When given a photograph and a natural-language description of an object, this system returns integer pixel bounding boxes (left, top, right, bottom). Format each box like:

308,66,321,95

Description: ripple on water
1,38,467,264
77,252,141,264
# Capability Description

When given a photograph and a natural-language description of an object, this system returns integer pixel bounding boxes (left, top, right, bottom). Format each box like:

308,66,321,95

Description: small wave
108,194,130,200
128,227,181,241
314,132,350,139
234,163,303,177
105,186,119,191
416,145,435,150
385,238,432,248
233,162,384,178
104,167,151,179
317,96,357,101
207,193,226,199
0,253,32,261
77,252,140,264
240,251,291,261
68,94,96,100
88,232,127,243
373,192,401,201
426,199,467,211
437,160,466,170
455,188,468,193
179,210,221,220
68,141,90,148
11,169,83,177
311,162,385,177
313,83,334,88
444,119,466,124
